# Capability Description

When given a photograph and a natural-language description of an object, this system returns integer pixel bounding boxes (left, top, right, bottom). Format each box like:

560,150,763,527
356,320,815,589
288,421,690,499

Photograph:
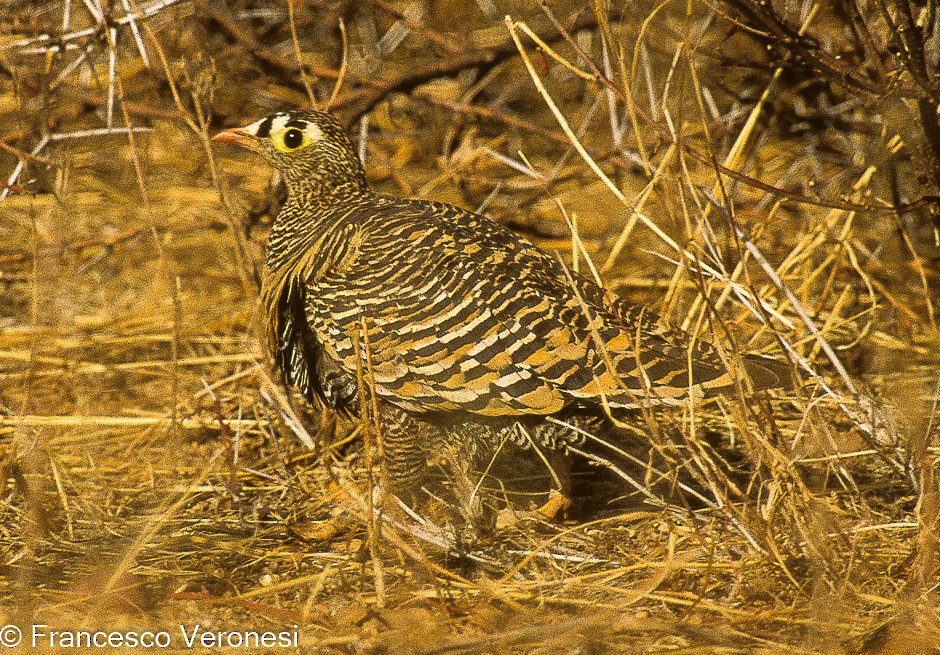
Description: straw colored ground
1,1,939,653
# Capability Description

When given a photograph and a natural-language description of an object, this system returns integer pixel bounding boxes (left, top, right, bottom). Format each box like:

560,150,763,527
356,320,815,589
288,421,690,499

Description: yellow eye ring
274,127,311,153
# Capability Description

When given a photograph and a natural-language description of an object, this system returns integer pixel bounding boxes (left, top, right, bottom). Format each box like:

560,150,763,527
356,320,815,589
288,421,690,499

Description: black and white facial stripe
244,112,323,143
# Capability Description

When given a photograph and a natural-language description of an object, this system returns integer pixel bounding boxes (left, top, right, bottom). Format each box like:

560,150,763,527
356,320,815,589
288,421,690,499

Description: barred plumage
213,110,790,515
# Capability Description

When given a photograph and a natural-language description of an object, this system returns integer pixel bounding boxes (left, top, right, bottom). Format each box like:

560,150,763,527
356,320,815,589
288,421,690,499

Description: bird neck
281,147,370,210
264,185,372,272
286,176,369,209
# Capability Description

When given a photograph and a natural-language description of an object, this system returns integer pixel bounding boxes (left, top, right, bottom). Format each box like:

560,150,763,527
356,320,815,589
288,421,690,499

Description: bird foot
291,505,355,542
534,488,572,521
493,489,572,530
289,479,380,544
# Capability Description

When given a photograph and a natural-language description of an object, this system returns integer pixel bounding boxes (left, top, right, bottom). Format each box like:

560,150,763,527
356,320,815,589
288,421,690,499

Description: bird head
212,110,367,197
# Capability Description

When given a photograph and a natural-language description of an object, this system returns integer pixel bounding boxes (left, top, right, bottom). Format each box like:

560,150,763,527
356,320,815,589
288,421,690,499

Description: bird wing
304,198,736,417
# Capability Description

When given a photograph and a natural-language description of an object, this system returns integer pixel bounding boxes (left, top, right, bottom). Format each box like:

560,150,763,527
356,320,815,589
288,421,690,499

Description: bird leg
378,402,436,496
533,448,572,521
294,402,430,544
494,446,572,529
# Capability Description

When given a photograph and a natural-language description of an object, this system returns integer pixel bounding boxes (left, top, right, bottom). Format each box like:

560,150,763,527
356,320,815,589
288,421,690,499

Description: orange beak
211,127,262,152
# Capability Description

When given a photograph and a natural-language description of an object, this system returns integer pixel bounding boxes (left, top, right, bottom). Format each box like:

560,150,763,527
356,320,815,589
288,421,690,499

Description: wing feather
302,198,737,415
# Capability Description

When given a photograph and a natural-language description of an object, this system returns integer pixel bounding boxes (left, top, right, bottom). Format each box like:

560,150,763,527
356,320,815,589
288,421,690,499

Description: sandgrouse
213,110,790,517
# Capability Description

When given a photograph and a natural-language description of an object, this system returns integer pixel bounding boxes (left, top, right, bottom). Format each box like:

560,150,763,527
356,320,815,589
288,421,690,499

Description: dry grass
1,1,939,653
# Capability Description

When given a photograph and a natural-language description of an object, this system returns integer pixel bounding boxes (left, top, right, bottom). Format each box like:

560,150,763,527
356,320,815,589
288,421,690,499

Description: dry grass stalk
0,1,936,652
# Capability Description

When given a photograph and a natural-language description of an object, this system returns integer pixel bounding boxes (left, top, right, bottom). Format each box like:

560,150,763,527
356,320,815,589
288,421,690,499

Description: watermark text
0,624,300,649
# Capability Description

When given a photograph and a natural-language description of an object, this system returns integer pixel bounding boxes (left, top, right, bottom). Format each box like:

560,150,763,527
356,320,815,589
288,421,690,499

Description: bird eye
282,128,305,150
